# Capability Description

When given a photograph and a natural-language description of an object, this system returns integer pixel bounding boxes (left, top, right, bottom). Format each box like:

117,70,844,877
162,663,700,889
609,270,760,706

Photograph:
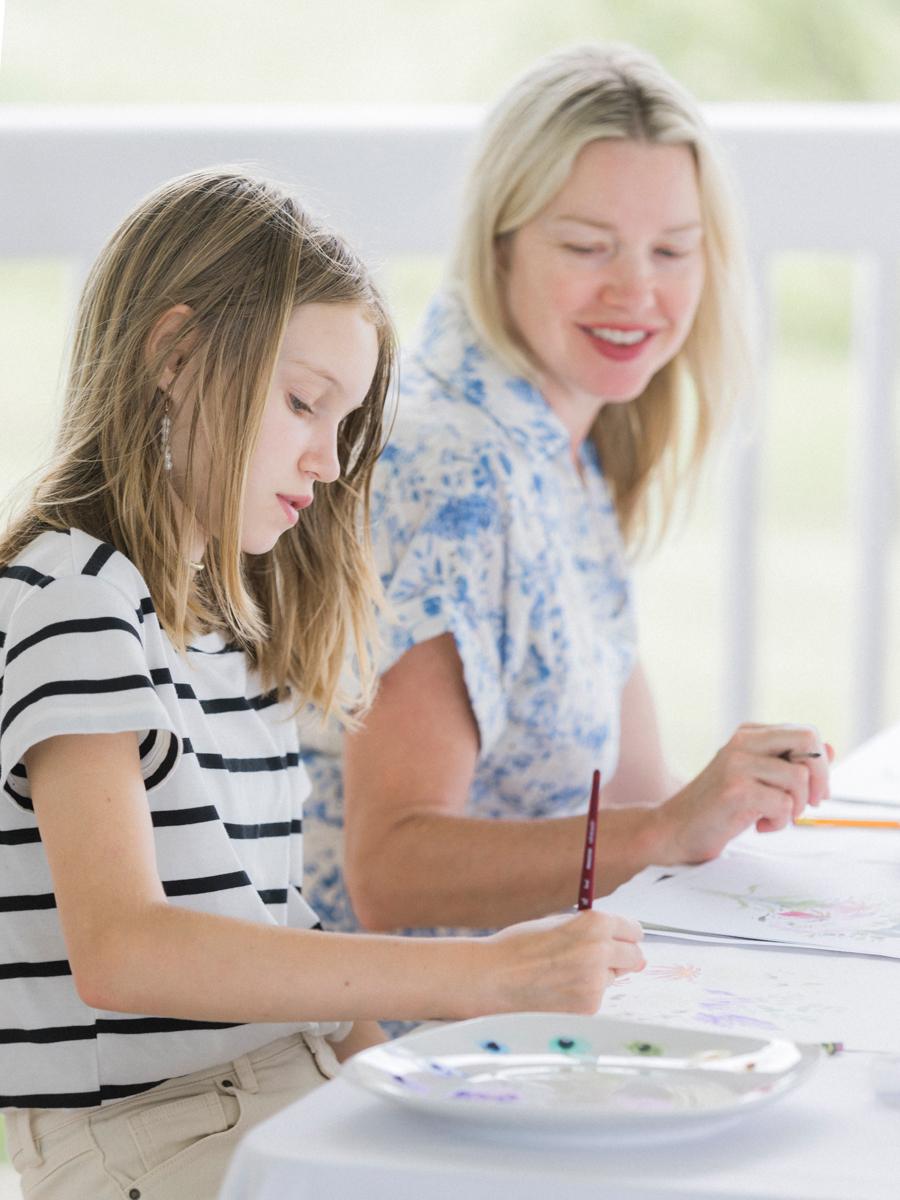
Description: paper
733,799,900,863
830,722,900,805
600,935,900,1051
599,848,900,958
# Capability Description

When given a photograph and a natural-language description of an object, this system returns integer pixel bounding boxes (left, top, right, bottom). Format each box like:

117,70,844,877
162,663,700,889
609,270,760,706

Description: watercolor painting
600,850,900,958
697,884,900,944
600,938,900,1050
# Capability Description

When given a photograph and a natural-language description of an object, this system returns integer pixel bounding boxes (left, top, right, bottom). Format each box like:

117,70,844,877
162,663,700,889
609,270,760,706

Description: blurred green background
0,2,898,1177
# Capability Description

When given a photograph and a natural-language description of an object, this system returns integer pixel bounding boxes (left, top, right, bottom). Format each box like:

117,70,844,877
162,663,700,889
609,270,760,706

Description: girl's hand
330,1020,387,1063
650,722,831,865
470,910,645,1016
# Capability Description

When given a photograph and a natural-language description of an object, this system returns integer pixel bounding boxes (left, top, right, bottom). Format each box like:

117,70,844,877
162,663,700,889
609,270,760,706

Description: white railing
0,102,897,747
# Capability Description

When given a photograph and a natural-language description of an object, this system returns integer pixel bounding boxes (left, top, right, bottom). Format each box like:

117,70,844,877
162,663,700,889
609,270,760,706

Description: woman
301,43,829,936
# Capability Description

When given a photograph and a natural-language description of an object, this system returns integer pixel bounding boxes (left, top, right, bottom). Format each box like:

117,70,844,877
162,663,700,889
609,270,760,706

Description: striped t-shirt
0,528,346,1110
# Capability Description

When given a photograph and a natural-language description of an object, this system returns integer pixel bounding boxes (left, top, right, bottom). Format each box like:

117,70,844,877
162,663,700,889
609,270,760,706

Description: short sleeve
371,440,511,756
1,573,181,807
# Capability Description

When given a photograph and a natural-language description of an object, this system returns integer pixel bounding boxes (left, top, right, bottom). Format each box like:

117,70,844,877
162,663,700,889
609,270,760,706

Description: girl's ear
146,304,194,391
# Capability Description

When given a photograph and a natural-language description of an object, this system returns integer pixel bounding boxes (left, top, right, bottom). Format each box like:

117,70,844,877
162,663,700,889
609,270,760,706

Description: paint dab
627,1041,664,1057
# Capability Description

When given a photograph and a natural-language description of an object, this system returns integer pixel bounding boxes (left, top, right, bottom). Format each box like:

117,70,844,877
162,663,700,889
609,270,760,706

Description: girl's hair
0,168,395,719
454,42,749,550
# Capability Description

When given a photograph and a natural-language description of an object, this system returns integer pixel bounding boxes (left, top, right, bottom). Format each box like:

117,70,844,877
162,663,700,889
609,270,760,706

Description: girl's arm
25,731,644,1023
343,633,830,932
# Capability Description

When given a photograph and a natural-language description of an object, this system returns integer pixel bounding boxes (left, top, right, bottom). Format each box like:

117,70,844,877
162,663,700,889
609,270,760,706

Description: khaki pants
5,1032,339,1200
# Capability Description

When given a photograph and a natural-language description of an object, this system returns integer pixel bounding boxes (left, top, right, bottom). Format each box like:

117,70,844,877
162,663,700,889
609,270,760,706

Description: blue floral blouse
301,289,637,933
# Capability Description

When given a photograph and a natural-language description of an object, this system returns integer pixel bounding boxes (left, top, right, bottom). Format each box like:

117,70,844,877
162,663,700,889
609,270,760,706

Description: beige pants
5,1032,340,1200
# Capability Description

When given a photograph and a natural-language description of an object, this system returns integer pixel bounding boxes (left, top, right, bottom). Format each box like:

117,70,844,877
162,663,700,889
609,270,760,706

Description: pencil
577,769,601,911
779,750,822,762
794,817,900,829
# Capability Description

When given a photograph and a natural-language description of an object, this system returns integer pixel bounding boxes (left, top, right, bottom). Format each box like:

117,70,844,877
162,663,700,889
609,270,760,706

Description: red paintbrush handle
577,769,601,910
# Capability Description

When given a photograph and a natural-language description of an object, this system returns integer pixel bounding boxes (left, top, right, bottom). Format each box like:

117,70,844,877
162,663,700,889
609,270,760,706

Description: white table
220,728,900,1200
219,1050,900,1200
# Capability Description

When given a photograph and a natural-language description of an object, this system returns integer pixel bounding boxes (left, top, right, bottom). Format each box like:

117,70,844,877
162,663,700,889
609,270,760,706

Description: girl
0,169,644,1199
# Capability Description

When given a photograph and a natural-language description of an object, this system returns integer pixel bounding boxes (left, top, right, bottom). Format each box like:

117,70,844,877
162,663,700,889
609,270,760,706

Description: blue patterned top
301,290,637,932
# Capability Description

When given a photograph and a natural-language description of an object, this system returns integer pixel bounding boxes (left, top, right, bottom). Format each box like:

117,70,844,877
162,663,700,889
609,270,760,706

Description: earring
161,392,172,472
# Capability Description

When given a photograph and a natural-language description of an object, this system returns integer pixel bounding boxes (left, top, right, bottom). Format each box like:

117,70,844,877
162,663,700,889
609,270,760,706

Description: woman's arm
343,632,614,930
25,731,645,1024
343,634,830,932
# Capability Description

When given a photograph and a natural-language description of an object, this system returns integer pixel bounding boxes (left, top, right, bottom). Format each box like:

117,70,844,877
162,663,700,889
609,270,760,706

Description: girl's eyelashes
288,393,314,415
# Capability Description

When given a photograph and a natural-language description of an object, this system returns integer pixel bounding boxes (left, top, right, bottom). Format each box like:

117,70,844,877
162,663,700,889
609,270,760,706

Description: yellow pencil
794,817,900,829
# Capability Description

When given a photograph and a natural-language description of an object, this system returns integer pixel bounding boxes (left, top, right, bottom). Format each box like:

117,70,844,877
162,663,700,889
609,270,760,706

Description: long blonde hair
455,42,749,549
0,168,395,718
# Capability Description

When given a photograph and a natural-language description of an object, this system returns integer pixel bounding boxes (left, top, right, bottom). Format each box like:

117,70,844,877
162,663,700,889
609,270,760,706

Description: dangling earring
161,391,172,472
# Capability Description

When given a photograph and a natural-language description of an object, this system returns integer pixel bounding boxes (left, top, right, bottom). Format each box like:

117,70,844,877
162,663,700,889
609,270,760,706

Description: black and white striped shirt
0,529,344,1110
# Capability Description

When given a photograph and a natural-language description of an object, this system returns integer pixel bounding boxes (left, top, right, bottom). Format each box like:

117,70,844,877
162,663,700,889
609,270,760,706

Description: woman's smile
579,323,660,361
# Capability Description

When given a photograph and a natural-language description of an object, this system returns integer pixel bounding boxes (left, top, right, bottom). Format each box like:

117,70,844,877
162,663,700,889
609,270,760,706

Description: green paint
626,1041,664,1057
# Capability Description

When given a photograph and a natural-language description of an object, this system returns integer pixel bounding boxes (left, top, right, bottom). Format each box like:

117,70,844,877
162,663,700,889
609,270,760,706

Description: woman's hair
454,42,749,550
0,168,395,719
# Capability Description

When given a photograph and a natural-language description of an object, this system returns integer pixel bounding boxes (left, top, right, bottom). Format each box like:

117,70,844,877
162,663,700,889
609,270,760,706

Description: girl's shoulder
1,528,151,616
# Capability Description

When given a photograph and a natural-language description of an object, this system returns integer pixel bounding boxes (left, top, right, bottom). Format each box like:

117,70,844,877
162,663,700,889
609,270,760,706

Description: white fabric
218,1054,900,1200
238,719,900,1200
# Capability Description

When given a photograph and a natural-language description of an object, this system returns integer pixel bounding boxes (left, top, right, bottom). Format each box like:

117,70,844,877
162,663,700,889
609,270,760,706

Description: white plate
343,1013,824,1144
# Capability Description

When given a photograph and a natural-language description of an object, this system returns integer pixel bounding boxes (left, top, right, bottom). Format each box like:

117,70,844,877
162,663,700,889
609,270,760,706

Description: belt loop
6,1108,42,1171
231,1053,259,1094
301,1032,341,1080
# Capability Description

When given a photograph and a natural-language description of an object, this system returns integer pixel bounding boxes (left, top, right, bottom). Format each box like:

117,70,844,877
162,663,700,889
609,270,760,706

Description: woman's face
500,139,705,415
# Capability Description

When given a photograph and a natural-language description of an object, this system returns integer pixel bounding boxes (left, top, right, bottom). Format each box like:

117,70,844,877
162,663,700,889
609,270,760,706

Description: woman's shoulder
383,384,505,461
381,377,531,502
375,394,525,520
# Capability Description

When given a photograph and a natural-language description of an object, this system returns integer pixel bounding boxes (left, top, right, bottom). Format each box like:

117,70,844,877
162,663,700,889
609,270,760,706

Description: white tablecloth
220,728,900,1200
219,1050,900,1200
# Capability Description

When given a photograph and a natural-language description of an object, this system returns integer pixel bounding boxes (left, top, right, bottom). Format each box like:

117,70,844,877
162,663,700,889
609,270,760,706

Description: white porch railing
0,102,897,747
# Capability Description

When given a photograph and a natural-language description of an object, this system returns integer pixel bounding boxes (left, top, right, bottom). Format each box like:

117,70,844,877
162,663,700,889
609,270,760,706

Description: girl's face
164,302,379,557
240,303,379,554
500,139,705,415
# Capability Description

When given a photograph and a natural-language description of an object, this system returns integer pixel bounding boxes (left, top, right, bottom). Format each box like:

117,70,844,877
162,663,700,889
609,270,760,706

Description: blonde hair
0,168,395,719
454,42,749,549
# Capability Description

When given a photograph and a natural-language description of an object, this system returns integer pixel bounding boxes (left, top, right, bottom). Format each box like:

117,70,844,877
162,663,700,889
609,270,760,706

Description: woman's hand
649,723,832,866
467,910,645,1017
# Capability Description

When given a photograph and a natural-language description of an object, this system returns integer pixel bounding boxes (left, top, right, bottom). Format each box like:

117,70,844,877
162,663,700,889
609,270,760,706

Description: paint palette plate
343,1013,823,1143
